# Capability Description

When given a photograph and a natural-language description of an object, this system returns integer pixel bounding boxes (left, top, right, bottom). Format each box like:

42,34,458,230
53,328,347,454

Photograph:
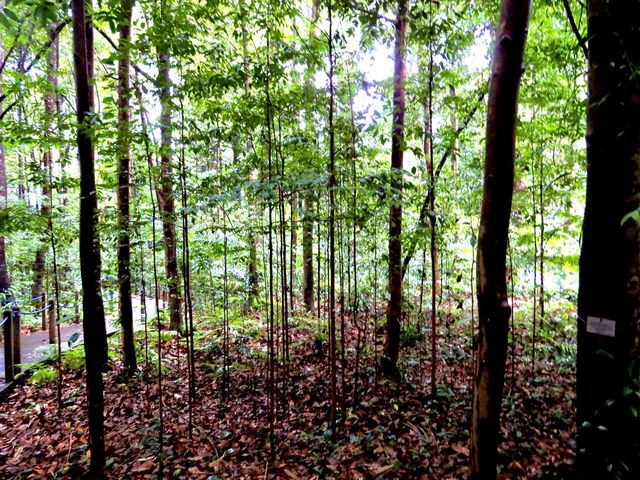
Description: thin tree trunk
427,15,438,397
451,85,459,175
382,0,409,376
302,195,314,312
0,0,21,383
327,0,338,438
302,1,318,315
538,151,545,320
117,0,136,372
156,0,181,331
289,191,297,314
470,1,530,478
241,3,260,311
32,28,58,305
72,0,107,474
265,24,276,458
0,13,13,380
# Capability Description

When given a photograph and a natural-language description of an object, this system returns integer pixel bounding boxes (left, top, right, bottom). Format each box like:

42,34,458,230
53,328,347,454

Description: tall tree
117,0,136,372
327,0,338,437
382,0,409,376
302,0,319,314
31,28,58,309
240,1,260,312
155,0,182,331
0,1,13,379
72,0,107,474
470,0,531,478
577,0,640,477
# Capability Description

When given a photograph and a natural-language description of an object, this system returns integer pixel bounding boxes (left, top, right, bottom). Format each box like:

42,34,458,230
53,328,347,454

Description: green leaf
621,208,640,227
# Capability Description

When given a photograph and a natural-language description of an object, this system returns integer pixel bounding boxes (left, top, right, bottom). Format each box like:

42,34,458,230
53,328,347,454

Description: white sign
586,316,616,337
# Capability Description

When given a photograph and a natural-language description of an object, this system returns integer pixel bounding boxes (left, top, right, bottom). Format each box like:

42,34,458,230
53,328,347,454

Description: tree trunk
577,1,640,477
289,191,297,313
0,26,13,378
72,0,107,474
327,0,337,437
31,27,59,305
470,1,530,478
117,0,136,372
241,3,260,311
301,1,319,315
302,195,314,312
382,0,409,376
156,1,182,331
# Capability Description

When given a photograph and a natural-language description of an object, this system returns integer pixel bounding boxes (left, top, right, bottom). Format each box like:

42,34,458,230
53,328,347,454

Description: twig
561,0,587,59
95,27,157,84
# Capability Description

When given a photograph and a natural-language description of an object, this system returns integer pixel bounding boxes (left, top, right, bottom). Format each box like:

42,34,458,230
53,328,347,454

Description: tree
31,26,58,313
155,0,182,331
577,1,640,477
381,0,409,377
72,0,107,473
470,0,531,478
117,0,136,372
0,0,13,380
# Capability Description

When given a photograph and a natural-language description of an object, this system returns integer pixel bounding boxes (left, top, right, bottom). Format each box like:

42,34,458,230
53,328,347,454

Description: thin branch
0,12,31,77
0,100,18,122
22,20,70,76
561,0,587,59
339,0,395,25
401,85,488,278
95,27,157,85
0,19,70,121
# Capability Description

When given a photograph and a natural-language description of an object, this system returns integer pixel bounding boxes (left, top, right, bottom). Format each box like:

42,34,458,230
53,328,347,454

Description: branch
0,19,70,121
95,27,157,85
22,19,70,76
338,0,395,25
0,12,31,78
0,100,18,122
401,86,487,278
561,0,587,59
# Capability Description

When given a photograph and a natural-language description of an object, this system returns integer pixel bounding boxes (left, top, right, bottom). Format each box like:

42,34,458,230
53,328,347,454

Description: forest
0,0,638,478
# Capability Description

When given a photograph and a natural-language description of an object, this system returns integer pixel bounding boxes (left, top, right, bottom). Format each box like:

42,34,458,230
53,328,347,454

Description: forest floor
0,305,576,479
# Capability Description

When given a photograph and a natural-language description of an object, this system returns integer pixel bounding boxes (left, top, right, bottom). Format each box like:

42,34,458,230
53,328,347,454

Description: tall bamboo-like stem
265,18,276,459
137,74,165,478
145,118,164,480
177,91,196,429
327,0,338,438
347,71,362,406
427,2,438,397
49,150,63,408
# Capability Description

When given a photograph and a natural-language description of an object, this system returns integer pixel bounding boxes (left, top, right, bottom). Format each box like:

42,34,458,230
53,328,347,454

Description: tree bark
117,0,136,372
155,0,182,331
31,27,59,307
241,3,260,311
302,194,314,312
0,21,13,378
470,1,530,478
382,0,409,375
72,0,107,474
577,1,640,477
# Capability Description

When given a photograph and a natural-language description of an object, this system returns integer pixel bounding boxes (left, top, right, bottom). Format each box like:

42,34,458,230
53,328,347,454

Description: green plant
63,345,86,370
29,363,57,385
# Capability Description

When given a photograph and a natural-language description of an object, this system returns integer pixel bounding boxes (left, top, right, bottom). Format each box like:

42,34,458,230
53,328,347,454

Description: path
0,296,157,389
